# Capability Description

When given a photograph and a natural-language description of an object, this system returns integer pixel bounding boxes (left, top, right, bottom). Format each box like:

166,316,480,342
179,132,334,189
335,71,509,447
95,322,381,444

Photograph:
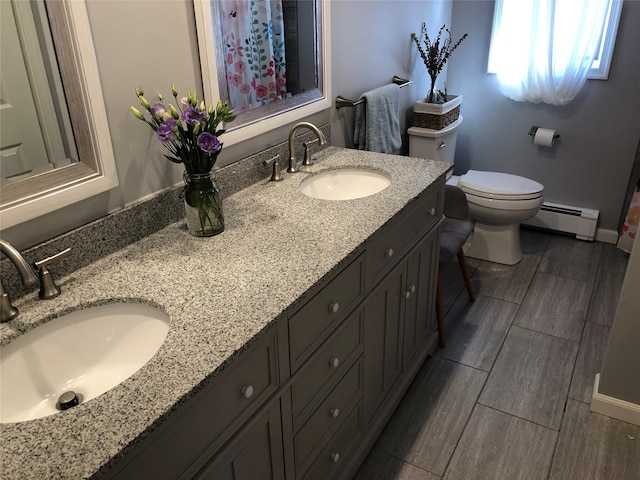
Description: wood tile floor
354,229,640,480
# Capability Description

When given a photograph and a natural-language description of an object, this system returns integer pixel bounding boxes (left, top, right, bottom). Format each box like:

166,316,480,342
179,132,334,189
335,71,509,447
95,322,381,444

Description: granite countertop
0,146,450,479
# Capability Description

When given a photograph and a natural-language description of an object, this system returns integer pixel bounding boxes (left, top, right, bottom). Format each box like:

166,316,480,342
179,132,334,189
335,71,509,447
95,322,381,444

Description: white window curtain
489,0,612,105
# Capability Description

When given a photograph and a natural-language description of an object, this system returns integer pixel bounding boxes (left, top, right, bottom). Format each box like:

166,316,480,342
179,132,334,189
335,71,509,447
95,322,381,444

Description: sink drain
56,391,83,411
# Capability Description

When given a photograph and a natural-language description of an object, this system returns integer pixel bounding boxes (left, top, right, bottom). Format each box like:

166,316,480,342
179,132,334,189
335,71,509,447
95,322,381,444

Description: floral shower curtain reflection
221,0,287,113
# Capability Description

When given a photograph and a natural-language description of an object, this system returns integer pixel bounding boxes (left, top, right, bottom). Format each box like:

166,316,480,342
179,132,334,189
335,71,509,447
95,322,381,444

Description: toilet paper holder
528,126,559,139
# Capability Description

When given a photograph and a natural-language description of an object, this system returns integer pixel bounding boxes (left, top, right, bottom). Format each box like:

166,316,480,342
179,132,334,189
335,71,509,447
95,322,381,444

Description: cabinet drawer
294,360,362,475
367,186,442,285
289,254,365,372
302,405,361,480
194,400,284,480
291,311,363,425
115,328,279,480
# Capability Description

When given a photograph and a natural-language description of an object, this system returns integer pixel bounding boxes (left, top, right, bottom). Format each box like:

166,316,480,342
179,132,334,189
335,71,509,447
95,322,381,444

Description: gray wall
446,0,640,232
6,0,639,248
4,0,328,249
329,1,454,151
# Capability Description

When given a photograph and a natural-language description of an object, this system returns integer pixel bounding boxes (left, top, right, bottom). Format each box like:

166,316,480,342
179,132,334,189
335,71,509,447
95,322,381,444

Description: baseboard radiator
522,202,599,241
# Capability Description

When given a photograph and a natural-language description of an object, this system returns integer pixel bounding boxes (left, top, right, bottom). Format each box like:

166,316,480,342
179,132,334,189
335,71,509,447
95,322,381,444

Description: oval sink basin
0,303,169,424
299,168,391,201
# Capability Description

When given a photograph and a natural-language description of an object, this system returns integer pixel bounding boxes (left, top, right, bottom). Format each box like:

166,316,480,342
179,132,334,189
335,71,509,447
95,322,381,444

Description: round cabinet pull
241,385,254,399
410,285,416,293
331,453,340,463
405,290,411,299
439,142,447,149
330,408,340,418
385,248,394,257
429,207,436,216
329,357,340,368
329,302,340,313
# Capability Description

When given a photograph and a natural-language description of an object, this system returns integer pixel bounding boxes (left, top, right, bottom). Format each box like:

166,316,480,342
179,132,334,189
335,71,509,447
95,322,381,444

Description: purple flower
156,118,177,142
197,132,221,153
180,107,207,126
150,102,167,118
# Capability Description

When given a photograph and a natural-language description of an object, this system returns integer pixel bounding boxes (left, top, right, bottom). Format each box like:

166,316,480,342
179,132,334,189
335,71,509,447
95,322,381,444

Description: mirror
194,0,331,147
0,0,118,229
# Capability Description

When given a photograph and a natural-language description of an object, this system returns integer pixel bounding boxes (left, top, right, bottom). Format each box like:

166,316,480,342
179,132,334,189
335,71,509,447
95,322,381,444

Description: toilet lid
458,170,544,200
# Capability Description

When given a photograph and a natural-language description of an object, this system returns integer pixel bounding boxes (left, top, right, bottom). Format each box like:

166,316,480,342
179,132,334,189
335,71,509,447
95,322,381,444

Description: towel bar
336,76,412,109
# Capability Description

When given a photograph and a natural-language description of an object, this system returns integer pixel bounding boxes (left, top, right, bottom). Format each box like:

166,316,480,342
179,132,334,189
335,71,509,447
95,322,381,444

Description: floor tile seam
439,402,486,479
534,266,598,285
530,268,596,290
475,400,563,433
439,294,521,373
565,313,592,406
508,323,583,347
384,451,442,478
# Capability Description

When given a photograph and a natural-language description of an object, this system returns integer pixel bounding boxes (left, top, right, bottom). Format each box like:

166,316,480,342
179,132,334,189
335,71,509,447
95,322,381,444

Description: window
488,0,623,105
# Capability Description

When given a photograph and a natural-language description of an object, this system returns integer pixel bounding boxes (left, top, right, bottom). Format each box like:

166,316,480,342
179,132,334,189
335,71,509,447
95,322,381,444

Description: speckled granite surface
0,146,450,479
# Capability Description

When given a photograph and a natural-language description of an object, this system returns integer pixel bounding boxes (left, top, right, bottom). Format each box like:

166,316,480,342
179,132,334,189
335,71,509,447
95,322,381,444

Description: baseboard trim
595,228,619,244
590,373,640,426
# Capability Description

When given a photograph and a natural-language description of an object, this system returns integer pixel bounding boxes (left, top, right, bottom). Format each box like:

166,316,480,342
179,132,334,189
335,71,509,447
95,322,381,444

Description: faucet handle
302,138,320,166
34,247,71,300
263,155,283,182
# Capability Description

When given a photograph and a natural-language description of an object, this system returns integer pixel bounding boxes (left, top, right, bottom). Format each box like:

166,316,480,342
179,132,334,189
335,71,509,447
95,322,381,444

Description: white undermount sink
0,302,169,424
298,168,391,201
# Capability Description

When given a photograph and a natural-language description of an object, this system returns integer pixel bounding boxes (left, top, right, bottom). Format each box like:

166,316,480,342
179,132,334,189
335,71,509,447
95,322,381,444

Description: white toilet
409,116,544,265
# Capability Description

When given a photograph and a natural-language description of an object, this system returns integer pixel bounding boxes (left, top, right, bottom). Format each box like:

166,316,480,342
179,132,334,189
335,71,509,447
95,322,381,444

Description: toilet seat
458,170,543,201
463,192,543,211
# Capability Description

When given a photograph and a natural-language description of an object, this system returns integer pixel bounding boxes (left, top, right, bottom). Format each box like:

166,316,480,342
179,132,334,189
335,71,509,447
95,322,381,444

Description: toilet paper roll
533,128,556,147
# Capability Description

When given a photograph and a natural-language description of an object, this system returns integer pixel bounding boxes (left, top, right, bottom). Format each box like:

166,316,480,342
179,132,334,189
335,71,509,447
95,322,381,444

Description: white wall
447,0,640,231
598,231,640,406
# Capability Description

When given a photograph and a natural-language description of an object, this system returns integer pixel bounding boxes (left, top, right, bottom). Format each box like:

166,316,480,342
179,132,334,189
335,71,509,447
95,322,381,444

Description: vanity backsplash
1,125,330,300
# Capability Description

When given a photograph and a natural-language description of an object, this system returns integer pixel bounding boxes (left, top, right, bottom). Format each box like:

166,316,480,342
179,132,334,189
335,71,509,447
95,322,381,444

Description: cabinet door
363,263,405,422
402,228,439,369
196,401,285,480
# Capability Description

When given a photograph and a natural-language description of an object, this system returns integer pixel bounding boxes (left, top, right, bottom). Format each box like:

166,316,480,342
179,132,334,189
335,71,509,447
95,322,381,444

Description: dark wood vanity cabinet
103,179,444,480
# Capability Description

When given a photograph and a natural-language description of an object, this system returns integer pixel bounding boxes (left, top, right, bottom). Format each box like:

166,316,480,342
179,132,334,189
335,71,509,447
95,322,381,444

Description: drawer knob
241,385,254,399
330,408,340,418
429,207,436,216
385,248,394,257
329,302,340,313
405,290,411,299
331,453,340,463
329,357,340,368
410,285,416,293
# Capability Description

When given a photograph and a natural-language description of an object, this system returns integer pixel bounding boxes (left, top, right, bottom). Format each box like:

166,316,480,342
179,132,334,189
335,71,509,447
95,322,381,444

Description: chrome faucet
1,239,37,322
287,122,326,173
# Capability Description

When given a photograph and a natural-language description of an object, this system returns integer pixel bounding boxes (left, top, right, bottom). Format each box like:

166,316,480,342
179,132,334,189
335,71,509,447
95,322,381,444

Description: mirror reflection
218,0,318,114
204,0,324,132
0,0,78,186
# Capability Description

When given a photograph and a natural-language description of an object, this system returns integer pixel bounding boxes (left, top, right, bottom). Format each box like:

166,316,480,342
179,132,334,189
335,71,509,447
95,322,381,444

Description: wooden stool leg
457,249,475,302
436,269,446,347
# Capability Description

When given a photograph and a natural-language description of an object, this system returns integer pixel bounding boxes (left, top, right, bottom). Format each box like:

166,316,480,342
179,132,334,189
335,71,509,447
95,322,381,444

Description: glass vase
183,171,224,237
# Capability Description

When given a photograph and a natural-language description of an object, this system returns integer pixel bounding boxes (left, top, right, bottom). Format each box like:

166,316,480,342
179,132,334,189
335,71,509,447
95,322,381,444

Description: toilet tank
408,116,463,166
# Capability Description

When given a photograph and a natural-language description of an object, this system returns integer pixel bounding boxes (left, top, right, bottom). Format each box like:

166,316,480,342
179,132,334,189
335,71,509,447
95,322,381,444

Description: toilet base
464,221,523,265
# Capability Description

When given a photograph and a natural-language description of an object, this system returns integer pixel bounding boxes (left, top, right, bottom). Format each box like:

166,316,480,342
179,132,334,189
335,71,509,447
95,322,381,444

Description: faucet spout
287,122,326,173
1,239,37,322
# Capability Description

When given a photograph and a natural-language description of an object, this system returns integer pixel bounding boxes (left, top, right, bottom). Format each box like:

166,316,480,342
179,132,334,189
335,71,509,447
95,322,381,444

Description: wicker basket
413,106,461,130
412,95,462,130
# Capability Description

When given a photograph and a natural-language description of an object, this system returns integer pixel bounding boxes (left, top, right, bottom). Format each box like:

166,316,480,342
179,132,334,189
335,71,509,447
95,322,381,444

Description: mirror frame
0,0,118,229
193,0,331,147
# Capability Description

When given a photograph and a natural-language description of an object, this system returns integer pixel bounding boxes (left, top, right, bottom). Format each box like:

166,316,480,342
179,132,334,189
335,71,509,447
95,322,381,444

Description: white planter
413,94,462,114
413,94,462,130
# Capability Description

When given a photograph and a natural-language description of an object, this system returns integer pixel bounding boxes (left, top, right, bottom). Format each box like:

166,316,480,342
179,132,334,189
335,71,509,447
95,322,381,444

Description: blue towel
353,84,402,153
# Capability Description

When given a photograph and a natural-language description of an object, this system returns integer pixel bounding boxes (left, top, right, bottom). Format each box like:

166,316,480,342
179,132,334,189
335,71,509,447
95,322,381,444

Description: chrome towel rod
335,76,412,109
